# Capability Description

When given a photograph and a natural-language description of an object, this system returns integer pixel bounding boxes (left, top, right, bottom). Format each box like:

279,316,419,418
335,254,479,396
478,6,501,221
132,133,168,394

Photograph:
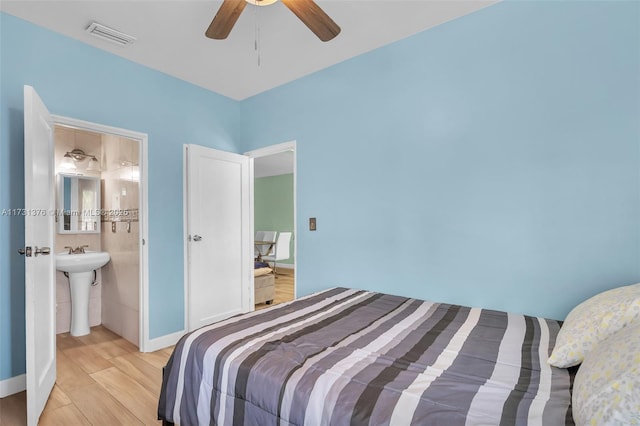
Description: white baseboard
273,262,294,269
142,330,185,353
0,374,26,398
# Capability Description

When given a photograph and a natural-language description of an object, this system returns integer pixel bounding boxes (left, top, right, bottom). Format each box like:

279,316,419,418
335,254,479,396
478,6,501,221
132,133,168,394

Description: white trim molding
0,374,26,398
183,146,189,335
244,141,296,158
271,262,295,270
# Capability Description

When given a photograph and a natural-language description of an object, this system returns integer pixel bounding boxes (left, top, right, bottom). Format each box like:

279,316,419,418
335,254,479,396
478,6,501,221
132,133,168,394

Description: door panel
186,145,253,331
23,85,56,426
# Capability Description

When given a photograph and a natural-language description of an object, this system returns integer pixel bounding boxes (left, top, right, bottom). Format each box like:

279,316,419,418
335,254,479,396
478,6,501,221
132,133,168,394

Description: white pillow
548,283,640,368
572,321,640,425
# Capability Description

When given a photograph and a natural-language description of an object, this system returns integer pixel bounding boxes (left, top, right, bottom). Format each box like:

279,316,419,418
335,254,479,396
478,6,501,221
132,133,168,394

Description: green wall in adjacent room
255,174,294,265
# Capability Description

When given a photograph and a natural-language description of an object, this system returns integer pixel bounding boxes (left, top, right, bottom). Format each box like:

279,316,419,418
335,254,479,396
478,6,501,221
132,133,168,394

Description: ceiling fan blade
280,0,340,42
206,0,247,40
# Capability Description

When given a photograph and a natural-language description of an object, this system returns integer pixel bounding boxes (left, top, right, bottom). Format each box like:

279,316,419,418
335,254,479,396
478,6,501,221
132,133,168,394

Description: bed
158,287,581,425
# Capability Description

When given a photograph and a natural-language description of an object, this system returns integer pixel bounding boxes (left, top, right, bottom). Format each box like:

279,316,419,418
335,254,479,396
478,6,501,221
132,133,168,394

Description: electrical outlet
309,217,317,231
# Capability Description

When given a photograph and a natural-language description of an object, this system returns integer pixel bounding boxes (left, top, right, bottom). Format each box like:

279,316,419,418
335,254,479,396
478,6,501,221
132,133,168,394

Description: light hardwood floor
0,327,172,426
255,267,295,310
1,269,294,425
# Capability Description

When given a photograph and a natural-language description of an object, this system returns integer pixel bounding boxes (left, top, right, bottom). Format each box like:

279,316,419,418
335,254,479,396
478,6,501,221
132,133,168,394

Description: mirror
57,173,101,234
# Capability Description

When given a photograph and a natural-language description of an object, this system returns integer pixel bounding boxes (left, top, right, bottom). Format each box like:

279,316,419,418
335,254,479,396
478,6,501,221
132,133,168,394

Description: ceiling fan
206,0,341,42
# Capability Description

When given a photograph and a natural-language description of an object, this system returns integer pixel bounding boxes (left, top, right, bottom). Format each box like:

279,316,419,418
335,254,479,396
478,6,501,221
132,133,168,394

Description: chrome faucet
64,245,89,254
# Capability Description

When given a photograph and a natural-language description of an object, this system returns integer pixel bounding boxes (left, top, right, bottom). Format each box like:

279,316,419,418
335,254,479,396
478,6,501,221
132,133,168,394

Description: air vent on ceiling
86,22,136,46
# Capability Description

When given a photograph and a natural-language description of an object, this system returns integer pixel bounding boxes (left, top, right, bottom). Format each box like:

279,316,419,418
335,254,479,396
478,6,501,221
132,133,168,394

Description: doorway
52,115,149,350
246,141,297,308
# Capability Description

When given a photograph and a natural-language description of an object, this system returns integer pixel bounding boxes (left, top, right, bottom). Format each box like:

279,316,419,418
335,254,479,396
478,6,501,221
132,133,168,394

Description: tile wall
99,133,140,346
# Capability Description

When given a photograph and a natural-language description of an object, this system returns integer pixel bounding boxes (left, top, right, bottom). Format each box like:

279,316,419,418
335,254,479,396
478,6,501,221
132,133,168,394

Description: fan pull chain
254,2,261,67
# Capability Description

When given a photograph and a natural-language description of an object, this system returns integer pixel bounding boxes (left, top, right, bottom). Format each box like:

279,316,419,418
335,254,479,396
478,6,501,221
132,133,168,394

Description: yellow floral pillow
548,283,640,368
572,322,640,425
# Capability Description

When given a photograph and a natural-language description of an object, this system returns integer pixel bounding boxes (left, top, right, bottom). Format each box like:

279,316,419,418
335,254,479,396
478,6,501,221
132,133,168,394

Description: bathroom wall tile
89,297,101,327
54,126,74,168
89,279,101,300
100,134,140,344
101,286,118,306
54,126,101,181
106,252,140,310
101,134,121,172
74,128,101,144
100,217,138,238
100,259,119,303
73,129,102,175
120,305,139,346
56,271,70,303
120,180,139,211
101,300,122,336
109,223,137,252
122,137,139,164
55,233,101,253
56,302,71,334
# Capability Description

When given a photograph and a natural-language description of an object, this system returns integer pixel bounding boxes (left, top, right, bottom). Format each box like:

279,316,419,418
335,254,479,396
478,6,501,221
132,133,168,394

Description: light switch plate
309,217,316,231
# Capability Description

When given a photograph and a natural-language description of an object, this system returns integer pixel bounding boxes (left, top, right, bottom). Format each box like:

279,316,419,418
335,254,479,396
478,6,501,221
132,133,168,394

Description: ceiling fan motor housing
207,0,341,42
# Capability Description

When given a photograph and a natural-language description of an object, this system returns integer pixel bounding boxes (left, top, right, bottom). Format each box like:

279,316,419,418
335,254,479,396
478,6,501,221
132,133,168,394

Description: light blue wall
240,1,640,319
0,13,241,380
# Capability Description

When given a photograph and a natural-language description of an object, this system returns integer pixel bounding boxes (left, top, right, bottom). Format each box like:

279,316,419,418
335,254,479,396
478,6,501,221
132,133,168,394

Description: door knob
18,246,50,257
192,235,203,242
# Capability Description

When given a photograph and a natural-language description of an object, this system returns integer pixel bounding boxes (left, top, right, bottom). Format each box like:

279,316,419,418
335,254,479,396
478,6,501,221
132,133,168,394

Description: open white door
23,86,56,426
185,144,253,331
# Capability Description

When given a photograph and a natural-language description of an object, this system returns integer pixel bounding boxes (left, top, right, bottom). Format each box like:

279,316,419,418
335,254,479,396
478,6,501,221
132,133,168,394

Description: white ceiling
1,0,497,100
254,150,294,178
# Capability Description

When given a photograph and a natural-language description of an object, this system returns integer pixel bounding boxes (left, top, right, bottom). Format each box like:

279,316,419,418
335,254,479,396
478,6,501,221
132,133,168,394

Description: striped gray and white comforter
158,288,574,425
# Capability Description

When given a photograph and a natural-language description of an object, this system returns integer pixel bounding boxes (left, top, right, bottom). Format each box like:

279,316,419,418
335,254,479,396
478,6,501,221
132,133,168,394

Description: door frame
245,141,297,298
51,115,151,351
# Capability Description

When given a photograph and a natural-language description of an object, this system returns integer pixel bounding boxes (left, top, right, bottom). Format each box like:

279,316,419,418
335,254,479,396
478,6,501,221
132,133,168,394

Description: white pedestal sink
56,251,110,336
